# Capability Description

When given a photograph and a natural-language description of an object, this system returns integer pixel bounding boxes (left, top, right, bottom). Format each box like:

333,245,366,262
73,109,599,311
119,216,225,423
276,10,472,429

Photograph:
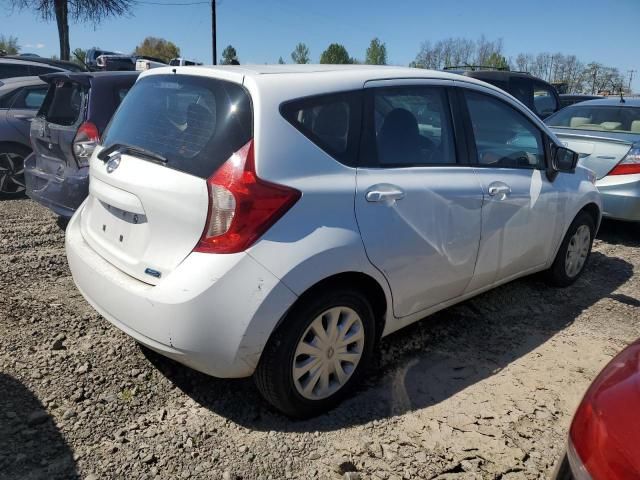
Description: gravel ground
1,198,639,480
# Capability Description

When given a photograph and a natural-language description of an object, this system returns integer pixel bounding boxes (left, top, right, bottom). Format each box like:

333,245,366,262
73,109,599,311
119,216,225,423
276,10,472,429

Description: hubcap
565,225,591,278
0,152,26,194
292,306,365,400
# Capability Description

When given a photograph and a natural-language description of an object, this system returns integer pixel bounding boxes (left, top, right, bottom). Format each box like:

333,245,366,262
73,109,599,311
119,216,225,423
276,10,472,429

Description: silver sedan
546,97,640,222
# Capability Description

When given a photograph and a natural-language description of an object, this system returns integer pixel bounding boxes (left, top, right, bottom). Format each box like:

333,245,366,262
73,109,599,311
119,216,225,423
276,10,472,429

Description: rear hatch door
31,75,89,170
552,129,633,179
79,72,252,284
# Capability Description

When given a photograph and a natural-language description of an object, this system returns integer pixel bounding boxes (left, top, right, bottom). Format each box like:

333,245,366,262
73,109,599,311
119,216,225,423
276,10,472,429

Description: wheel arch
275,271,390,343
0,140,32,154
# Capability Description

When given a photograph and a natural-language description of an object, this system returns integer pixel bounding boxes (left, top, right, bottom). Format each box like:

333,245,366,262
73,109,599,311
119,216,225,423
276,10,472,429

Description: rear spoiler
39,72,93,86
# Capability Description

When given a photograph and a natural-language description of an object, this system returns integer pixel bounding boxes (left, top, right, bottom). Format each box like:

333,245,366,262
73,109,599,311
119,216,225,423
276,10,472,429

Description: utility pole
211,0,217,65
628,69,636,93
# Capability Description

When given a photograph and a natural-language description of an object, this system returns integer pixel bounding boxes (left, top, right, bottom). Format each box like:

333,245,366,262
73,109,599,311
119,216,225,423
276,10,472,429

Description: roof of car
568,97,640,107
2,55,87,72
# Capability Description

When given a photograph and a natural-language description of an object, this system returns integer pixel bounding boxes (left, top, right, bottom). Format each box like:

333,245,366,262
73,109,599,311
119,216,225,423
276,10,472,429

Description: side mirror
552,146,579,172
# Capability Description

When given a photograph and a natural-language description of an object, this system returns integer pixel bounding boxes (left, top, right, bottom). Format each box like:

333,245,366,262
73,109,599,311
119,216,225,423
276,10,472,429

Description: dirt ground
1,198,639,480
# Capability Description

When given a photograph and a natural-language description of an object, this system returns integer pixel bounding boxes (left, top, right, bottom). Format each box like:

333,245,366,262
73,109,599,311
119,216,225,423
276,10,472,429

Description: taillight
73,121,99,167
194,140,301,254
608,147,640,175
567,342,640,480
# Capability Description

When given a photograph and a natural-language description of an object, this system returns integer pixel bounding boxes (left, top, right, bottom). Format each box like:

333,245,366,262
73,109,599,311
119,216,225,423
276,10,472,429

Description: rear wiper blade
98,143,167,164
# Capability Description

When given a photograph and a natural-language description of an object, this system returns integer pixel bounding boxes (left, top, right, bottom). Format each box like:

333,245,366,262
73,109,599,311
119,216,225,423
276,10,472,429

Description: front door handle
487,182,511,199
366,185,405,203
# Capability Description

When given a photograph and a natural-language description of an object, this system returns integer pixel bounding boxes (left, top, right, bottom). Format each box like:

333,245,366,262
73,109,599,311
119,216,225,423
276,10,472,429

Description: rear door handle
366,185,405,203
487,182,511,198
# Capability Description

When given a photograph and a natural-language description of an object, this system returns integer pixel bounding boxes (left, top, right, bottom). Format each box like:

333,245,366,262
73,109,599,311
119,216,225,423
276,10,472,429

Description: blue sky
4,0,640,90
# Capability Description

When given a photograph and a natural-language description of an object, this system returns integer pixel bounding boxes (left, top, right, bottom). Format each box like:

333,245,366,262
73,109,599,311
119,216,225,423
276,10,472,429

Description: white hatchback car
66,65,601,417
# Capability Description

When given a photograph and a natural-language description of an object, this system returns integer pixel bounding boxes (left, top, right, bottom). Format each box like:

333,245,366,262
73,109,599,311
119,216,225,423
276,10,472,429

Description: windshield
102,74,252,178
545,104,640,134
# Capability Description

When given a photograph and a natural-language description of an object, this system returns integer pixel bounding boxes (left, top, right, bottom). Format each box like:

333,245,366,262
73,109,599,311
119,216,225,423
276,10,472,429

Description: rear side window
280,91,361,166
362,86,456,167
0,64,30,79
533,83,558,118
102,74,252,179
39,81,85,126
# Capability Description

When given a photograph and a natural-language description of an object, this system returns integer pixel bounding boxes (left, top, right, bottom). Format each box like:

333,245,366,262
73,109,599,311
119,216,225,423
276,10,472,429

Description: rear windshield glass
102,74,252,178
39,80,85,126
546,105,640,134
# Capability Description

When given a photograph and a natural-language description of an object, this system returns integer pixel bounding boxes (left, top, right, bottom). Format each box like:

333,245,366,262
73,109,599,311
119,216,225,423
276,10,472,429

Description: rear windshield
546,105,640,134
39,80,85,126
102,74,252,178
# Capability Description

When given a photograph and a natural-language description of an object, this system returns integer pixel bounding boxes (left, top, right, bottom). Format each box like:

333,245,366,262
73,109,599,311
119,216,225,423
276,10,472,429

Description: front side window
363,86,456,167
465,90,545,169
281,91,361,166
11,86,48,110
545,105,640,134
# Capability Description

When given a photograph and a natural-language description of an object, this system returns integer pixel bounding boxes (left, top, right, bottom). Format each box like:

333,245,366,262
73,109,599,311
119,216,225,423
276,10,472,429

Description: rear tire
254,288,376,418
0,144,30,199
546,211,595,287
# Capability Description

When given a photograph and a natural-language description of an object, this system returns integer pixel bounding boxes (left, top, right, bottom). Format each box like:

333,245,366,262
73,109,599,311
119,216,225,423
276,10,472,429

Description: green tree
72,47,87,66
290,42,310,64
220,45,238,65
0,35,20,55
14,0,134,61
278,56,285,64
365,37,387,65
485,52,509,70
319,43,351,64
134,37,180,63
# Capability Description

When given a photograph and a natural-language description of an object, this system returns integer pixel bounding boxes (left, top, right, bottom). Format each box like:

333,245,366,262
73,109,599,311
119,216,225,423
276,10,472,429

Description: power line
137,1,208,5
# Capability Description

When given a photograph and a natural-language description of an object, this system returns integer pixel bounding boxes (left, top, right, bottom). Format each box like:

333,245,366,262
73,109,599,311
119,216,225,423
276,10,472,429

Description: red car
554,339,640,479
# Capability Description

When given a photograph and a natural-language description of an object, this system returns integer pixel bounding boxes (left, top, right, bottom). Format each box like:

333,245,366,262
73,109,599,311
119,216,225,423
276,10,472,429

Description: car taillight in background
608,147,640,175
194,139,301,254
565,340,640,480
73,121,99,167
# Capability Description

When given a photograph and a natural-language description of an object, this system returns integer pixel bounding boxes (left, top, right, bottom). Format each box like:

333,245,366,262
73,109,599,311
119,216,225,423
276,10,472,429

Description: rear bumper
65,206,297,378
597,174,640,222
24,154,88,218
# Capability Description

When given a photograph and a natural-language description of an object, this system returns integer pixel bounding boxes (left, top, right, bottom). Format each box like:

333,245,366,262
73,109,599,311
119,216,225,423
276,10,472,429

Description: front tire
254,288,376,418
0,145,30,199
546,211,595,287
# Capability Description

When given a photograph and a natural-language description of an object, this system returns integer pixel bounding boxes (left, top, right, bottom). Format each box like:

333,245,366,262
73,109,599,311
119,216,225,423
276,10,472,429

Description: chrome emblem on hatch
106,154,121,173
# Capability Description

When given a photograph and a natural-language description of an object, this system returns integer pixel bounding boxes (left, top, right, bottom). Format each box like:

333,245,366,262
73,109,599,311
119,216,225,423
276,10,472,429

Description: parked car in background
0,76,48,198
65,65,600,417
1,58,66,80
85,48,119,71
553,338,640,480
559,94,603,109
95,54,135,71
545,97,640,221
135,57,167,71
1,55,87,76
25,71,138,216
445,67,561,119
169,58,203,66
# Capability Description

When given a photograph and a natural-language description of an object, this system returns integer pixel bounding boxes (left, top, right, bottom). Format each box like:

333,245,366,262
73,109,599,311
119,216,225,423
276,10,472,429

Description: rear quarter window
101,74,252,179
280,91,362,166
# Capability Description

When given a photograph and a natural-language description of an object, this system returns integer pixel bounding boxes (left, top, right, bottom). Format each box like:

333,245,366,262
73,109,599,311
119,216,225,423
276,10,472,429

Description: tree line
1,20,632,94
411,36,629,94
